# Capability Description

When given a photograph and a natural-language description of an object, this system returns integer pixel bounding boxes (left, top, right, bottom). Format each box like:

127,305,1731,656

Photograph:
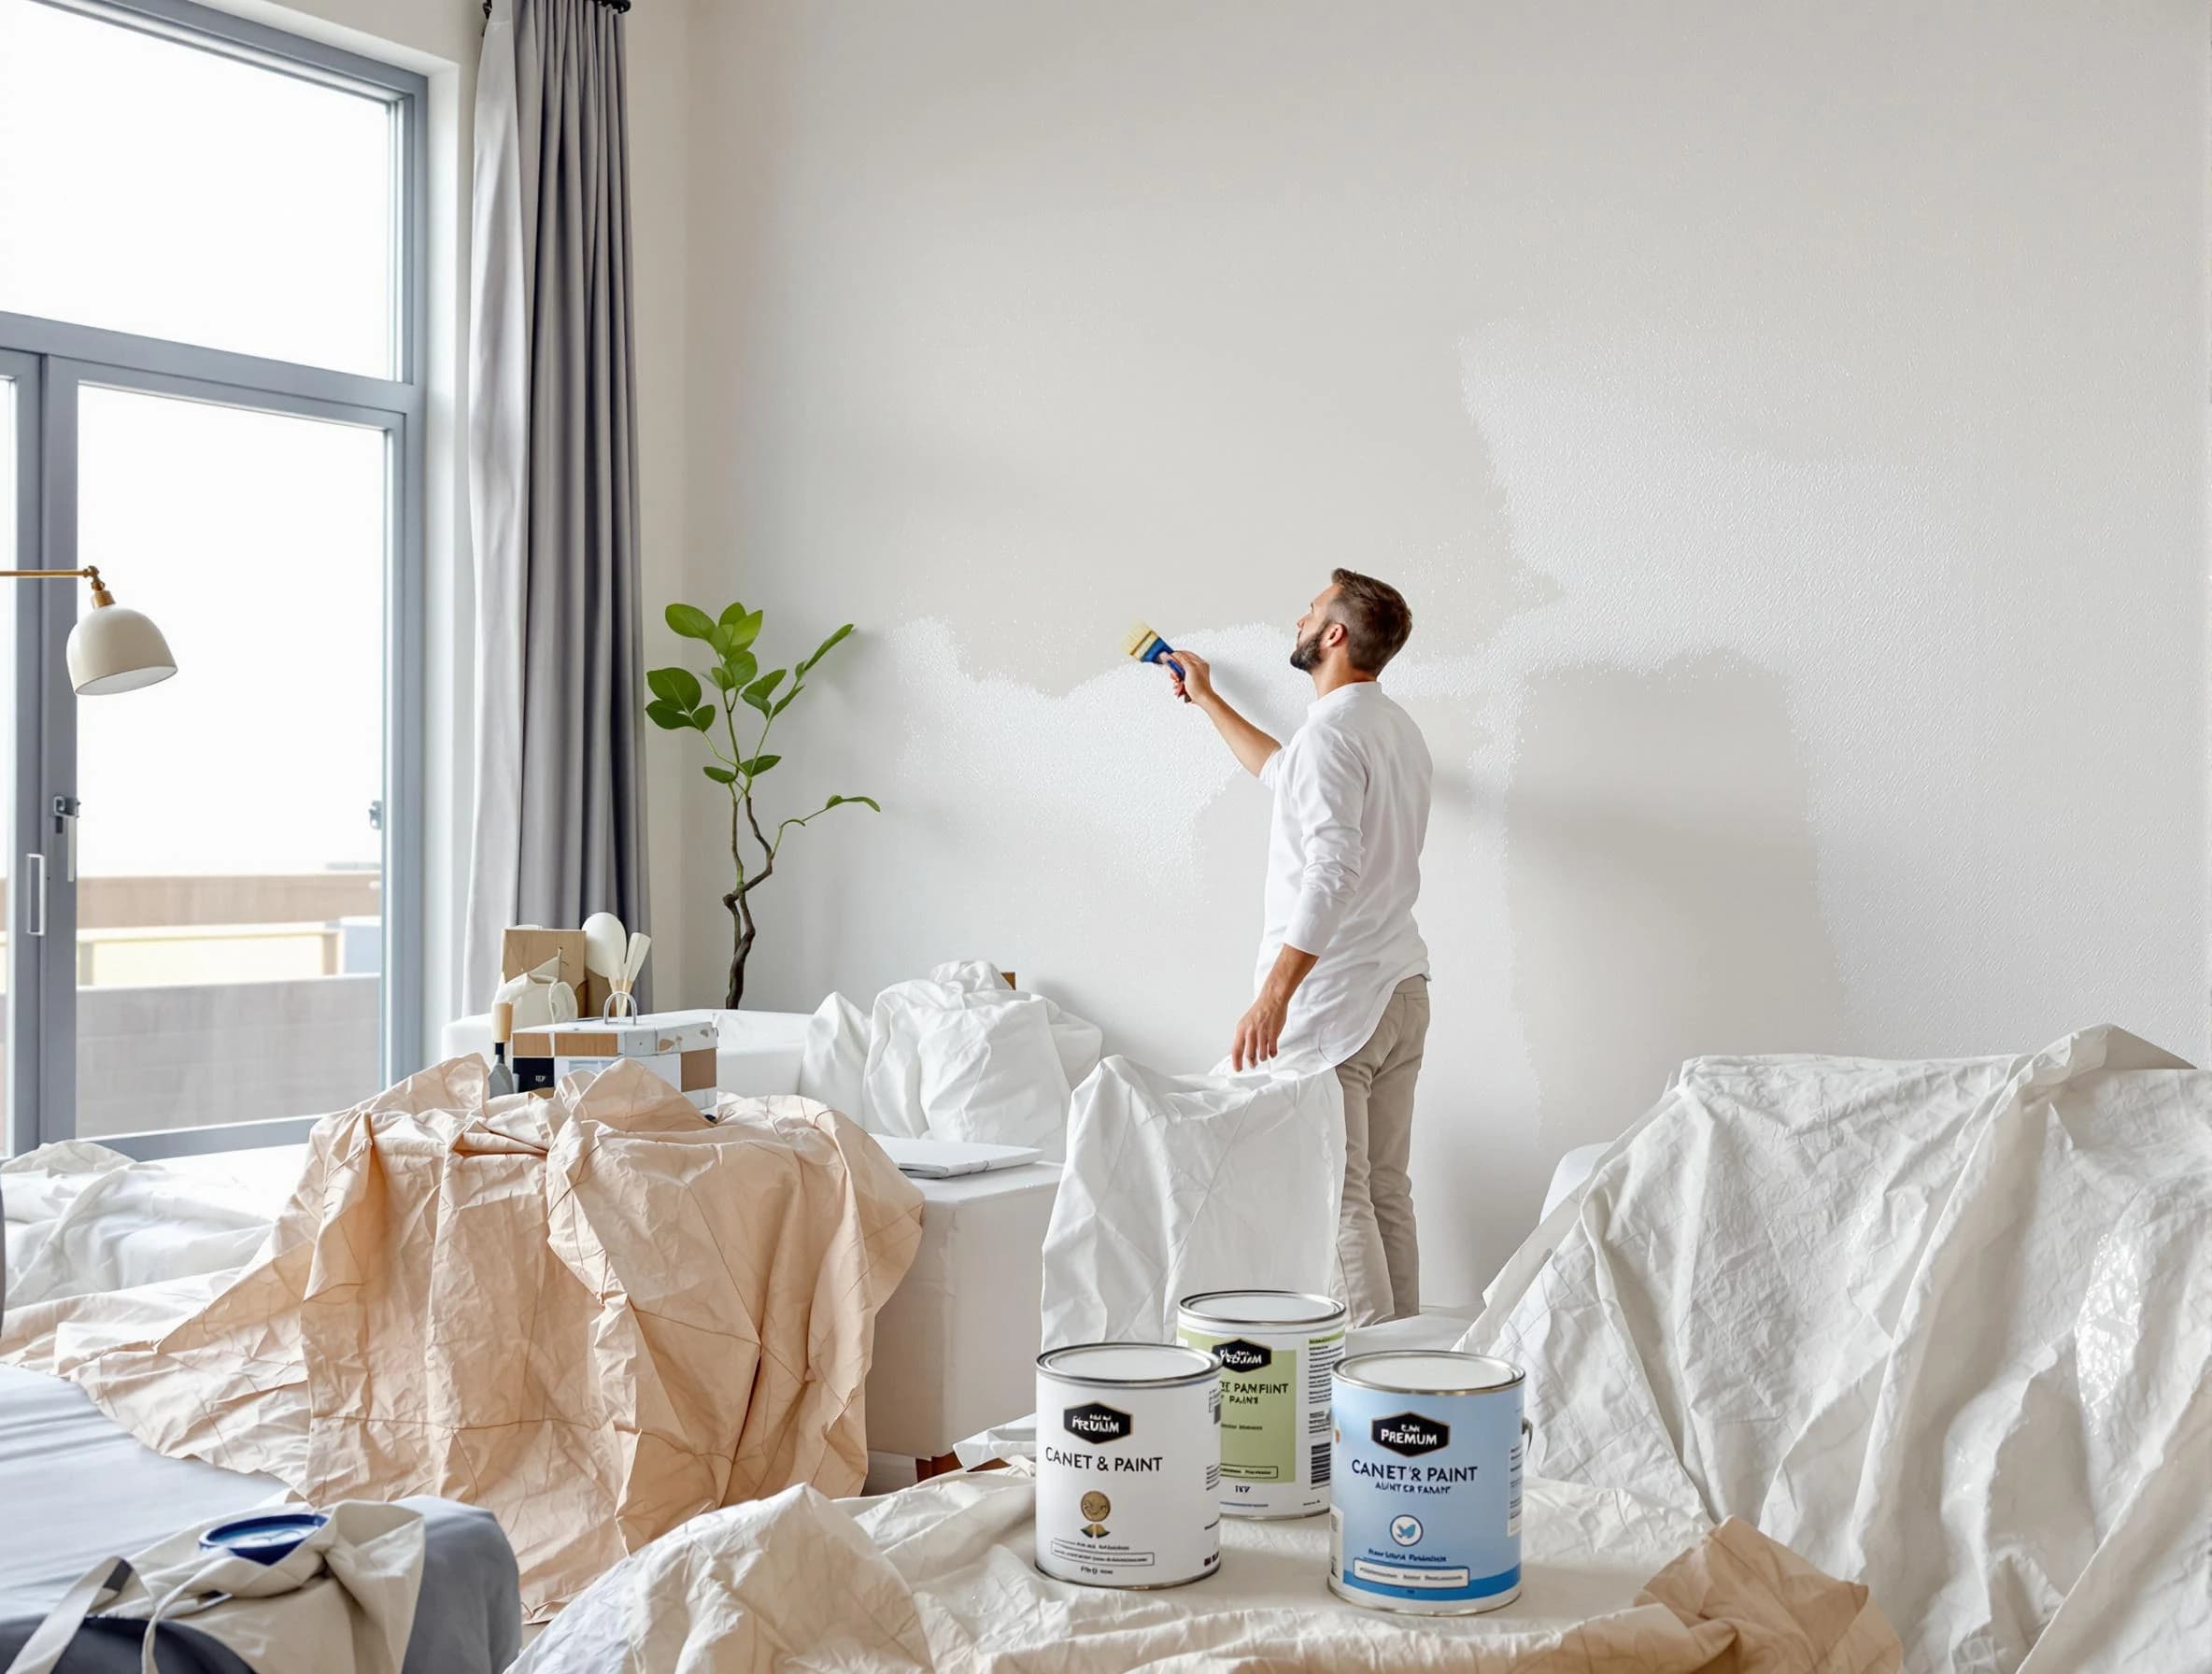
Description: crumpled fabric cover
1461,1025,2212,1674
2,1143,269,1311
513,1467,1899,1672
798,961,1103,1160
1040,1052,1344,1350
0,1059,925,1618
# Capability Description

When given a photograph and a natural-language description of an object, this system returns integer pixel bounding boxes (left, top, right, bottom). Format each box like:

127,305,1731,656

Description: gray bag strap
4,1552,247,1674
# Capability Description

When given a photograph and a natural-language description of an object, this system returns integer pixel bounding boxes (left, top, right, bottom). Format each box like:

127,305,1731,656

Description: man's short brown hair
1329,568,1413,673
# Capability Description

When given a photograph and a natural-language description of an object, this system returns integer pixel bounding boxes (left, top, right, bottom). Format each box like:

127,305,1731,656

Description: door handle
53,795,78,884
24,851,44,938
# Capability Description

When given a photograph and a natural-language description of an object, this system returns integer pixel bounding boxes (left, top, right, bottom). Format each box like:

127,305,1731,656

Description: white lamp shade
66,603,176,695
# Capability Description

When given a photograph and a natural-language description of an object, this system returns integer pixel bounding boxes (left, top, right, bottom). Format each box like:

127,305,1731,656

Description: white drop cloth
1460,1025,2212,1674
1040,1052,1344,1350
512,1467,1900,1672
3,1143,271,1311
800,962,1103,1160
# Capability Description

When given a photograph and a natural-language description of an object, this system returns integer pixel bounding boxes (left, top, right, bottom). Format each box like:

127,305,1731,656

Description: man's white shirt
1255,681,1432,1064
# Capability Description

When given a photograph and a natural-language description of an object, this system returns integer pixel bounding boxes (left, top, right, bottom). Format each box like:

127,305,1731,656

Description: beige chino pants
1333,973,1428,1326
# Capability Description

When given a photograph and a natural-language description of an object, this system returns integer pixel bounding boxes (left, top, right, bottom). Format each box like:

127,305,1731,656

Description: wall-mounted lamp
0,566,176,694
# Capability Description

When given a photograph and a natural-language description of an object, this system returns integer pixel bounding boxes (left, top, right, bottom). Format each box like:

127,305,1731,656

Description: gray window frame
0,0,427,1159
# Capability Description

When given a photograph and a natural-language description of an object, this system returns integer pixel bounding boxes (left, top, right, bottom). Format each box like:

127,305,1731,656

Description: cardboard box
511,1011,721,1113
501,928,611,1020
512,1013,718,1062
549,1049,716,1093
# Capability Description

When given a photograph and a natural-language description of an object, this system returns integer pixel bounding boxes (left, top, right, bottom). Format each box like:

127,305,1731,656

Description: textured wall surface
639,0,2208,1295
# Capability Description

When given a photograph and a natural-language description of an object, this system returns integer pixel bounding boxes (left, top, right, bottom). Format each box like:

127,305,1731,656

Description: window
0,0,423,1156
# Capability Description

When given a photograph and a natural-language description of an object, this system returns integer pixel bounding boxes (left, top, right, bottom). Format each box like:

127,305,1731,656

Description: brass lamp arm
3,566,118,604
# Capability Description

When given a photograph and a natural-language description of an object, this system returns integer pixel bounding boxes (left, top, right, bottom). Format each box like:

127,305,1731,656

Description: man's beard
1289,629,1325,672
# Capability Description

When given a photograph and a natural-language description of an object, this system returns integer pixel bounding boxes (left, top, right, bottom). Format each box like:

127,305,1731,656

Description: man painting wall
1169,572,1433,1325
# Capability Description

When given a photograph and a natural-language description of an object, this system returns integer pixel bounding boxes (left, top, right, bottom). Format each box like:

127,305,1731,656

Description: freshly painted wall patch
1035,1341,1222,1589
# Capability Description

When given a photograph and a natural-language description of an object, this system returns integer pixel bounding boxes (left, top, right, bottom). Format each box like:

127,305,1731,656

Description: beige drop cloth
513,1467,1902,1672
0,1059,924,1616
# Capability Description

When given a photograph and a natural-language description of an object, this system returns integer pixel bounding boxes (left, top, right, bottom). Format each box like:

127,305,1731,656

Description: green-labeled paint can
1177,1289,1347,1519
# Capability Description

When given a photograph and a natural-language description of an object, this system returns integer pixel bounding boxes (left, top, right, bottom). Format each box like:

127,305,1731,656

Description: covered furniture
231,1010,1060,1473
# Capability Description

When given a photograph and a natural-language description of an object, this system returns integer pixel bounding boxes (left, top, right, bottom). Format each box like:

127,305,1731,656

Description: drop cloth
1460,1025,2212,1673
1040,1052,1344,1350
800,962,1103,1159
512,1466,1899,1672
3,1143,270,1311
0,1059,925,1617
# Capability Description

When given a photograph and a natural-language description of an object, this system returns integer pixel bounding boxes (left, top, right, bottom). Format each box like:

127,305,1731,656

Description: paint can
1035,1341,1222,1589
1329,1351,1528,1614
1175,1289,1346,1519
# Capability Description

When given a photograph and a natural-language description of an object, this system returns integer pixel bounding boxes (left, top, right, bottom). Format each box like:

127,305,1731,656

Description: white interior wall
644,0,2209,1298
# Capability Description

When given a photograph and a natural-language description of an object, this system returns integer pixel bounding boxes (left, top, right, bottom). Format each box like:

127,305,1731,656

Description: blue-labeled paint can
1329,1351,1527,1613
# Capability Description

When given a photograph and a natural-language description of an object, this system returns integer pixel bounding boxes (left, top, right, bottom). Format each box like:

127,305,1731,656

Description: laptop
875,1136,1042,1178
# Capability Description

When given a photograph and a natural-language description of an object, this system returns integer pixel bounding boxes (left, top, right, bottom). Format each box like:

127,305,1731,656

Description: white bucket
1175,1289,1346,1519
1330,1351,1529,1614
1035,1341,1222,1589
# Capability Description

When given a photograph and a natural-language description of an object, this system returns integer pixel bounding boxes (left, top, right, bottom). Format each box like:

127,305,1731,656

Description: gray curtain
463,0,649,1011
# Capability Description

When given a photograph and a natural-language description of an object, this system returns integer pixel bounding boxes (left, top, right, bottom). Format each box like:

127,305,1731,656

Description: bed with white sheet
0,1366,522,1673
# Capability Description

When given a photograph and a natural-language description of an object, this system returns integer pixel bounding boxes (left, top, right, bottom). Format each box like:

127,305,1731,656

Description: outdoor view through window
0,0,408,1141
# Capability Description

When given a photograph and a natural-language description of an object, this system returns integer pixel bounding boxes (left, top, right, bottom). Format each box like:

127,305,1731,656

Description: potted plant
645,602,879,1007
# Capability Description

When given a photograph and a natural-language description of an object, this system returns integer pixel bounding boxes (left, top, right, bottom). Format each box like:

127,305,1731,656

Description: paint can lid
1039,1341,1221,1387
198,1511,329,1565
1178,1289,1347,1328
1335,1351,1524,1395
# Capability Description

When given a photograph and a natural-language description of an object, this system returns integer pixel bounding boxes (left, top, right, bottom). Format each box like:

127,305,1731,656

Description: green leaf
645,699,690,731
665,603,716,641
724,608,765,652
798,623,854,675
824,793,880,812
702,764,737,785
721,650,759,690
735,754,782,777
708,665,736,691
689,704,716,731
740,668,787,714
717,602,749,631
647,666,702,709
771,684,804,717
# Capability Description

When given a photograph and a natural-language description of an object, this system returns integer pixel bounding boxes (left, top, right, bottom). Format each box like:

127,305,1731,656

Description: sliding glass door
0,0,425,1157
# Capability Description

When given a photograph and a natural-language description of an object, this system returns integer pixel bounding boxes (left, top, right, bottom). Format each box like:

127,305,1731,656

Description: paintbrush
1122,621,1187,691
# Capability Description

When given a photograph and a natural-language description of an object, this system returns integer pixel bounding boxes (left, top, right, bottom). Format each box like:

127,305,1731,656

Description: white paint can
1035,1341,1222,1589
1175,1289,1346,1519
1330,1351,1529,1614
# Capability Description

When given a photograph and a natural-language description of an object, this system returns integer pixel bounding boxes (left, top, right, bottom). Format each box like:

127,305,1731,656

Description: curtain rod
484,0,631,15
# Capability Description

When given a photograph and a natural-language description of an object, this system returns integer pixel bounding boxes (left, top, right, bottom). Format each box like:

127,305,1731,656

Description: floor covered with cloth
512,1466,1898,1672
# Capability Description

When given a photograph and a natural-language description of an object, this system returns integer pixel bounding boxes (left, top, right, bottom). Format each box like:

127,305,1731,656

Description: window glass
74,383,386,1137
0,0,397,376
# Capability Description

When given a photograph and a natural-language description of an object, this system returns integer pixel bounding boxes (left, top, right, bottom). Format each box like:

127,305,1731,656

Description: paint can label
1177,1321,1342,1517
1330,1374,1523,1611
1035,1362,1221,1588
